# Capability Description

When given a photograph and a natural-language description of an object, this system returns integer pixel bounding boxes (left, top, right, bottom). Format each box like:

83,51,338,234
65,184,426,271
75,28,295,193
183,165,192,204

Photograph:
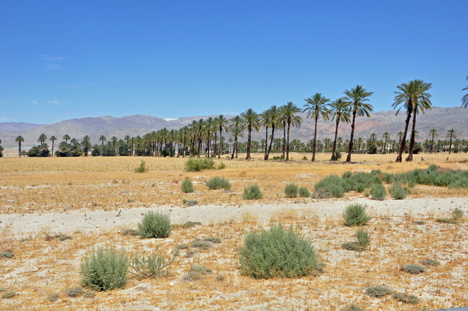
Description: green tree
81,135,92,157
329,98,351,160
462,75,468,108
303,94,330,161
99,135,107,156
38,133,47,145
281,102,302,161
49,136,57,156
230,116,244,159
264,105,281,160
429,129,438,154
241,108,260,160
15,135,24,157
63,134,70,144
217,115,229,158
344,85,374,163
382,132,390,154
447,129,456,154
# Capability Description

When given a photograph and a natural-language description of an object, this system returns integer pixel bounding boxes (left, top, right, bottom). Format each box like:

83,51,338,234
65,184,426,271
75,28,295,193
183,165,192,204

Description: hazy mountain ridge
0,107,467,148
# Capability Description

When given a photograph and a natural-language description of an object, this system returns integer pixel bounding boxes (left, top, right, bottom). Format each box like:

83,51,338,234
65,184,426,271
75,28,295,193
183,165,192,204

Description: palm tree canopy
281,102,302,128
99,135,106,142
344,85,374,116
393,80,432,115
15,135,24,142
303,93,331,120
49,136,57,141
462,75,468,108
241,108,260,131
329,98,351,123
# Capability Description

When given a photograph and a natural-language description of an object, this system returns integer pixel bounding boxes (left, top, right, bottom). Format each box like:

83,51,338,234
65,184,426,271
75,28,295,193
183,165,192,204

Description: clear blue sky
1,0,467,124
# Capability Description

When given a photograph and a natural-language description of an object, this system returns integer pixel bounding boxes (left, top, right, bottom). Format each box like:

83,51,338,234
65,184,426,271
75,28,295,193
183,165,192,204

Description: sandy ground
2,197,467,237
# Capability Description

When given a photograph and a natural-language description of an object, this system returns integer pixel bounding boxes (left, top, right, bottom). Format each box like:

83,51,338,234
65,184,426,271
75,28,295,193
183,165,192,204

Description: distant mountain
0,107,467,148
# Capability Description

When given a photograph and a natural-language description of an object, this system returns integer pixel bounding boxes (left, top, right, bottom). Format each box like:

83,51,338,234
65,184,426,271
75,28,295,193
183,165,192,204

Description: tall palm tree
63,134,70,144
217,115,229,158
82,135,92,156
462,75,468,108
447,129,456,154
264,105,280,160
281,102,302,161
344,85,374,163
393,81,415,162
16,135,24,157
429,129,438,154
260,108,272,159
229,116,243,159
303,94,331,161
99,135,106,156
406,80,432,161
241,108,260,160
38,133,47,145
382,132,390,154
205,117,214,157
328,98,351,160
49,136,57,156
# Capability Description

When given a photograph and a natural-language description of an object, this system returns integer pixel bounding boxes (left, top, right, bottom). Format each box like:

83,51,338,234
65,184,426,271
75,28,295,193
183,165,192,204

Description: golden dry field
1,152,468,310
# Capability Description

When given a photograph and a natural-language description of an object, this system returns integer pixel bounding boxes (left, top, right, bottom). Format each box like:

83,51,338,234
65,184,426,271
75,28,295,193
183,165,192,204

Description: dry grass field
1,152,468,310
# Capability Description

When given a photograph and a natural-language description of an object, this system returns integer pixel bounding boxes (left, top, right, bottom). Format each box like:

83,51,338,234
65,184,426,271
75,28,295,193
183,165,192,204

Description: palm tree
241,108,260,160
260,108,272,159
229,116,244,159
462,75,468,108
447,129,456,154
63,134,70,144
303,94,331,161
99,135,106,155
381,132,390,154
38,133,47,145
15,135,24,157
49,136,57,156
264,105,280,160
429,129,438,154
328,98,351,160
82,135,92,156
281,102,302,161
217,115,229,159
344,85,374,163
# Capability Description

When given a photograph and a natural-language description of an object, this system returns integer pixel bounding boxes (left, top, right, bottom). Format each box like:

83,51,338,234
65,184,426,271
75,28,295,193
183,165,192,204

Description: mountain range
0,107,467,149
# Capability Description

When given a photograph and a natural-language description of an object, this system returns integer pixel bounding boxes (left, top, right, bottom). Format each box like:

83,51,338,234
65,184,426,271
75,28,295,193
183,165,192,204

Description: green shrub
192,239,212,249
206,177,231,190
393,293,420,305
285,183,299,198
185,158,215,172
421,259,440,266
217,162,226,170
181,179,195,193
138,211,172,239
343,228,370,252
183,265,212,281
134,160,149,173
129,253,170,279
49,293,59,302
81,246,129,291
239,224,323,279
401,264,425,274
452,208,464,219
298,187,310,198
365,285,393,297
343,204,371,227
243,184,263,200
314,175,345,198
370,184,386,200
67,287,83,297
436,218,459,224
389,182,407,200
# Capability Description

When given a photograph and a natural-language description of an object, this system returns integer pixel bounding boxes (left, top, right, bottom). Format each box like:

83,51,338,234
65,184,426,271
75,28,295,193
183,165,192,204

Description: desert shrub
185,158,215,172
2,291,16,299
343,228,370,252
344,305,365,311
314,175,345,198
182,221,202,228
181,179,195,193
138,211,171,239
343,204,371,227
243,184,263,200
49,293,59,302
81,246,128,291
239,224,323,279
370,184,386,200
183,265,212,281
83,290,95,298
175,243,189,250
134,160,149,173
298,187,310,198
129,253,170,279
393,293,420,305
285,183,299,198
122,229,139,236
436,218,459,224
0,251,14,259
342,172,382,192
365,285,393,297
302,156,308,161
203,237,222,243
389,182,407,200
217,162,226,170
414,220,425,225
192,239,212,249
206,177,231,190
452,208,464,219
422,259,440,266
331,151,341,161
182,199,198,206
401,264,425,274
67,287,83,297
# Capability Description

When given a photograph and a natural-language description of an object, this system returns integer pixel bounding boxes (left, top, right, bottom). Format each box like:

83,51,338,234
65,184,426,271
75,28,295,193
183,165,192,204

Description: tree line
2,77,468,160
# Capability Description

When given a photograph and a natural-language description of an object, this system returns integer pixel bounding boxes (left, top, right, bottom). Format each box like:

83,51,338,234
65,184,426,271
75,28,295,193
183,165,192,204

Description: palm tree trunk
449,136,453,154
213,133,217,158
231,135,237,159
266,125,275,160
331,118,340,160
396,110,412,162
407,112,417,161
246,124,252,160
430,133,435,154
312,114,318,161
264,126,269,160
346,110,357,163
51,141,55,157
18,142,21,157
286,120,291,161
207,131,211,157
282,121,286,158
219,128,223,159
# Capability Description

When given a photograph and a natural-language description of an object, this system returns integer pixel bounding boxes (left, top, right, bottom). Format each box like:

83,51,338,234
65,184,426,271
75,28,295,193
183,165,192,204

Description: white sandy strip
0,197,467,237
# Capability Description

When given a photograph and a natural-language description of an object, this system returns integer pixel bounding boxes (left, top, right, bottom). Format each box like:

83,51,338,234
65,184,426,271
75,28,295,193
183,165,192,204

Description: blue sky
0,0,467,124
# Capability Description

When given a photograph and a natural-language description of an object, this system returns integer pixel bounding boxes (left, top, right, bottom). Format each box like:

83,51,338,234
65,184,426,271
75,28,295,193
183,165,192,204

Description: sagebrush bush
134,160,149,173
298,187,310,198
343,204,371,226
243,184,263,200
401,264,425,274
81,246,128,291
314,175,345,198
181,179,194,193
285,183,299,198
138,211,172,238
389,182,407,200
452,208,464,219
185,158,215,172
239,224,323,279
393,293,420,305
370,184,386,200
343,228,370,251
67,287,83,297
206,177,231,190
421,259,440,266
129,253,170,279
365,285,393,297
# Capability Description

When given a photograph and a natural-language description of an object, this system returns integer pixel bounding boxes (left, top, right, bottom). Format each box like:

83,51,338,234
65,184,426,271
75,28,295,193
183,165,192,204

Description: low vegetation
370,183,386,200
365,285,393,298
393,292,421,305
137,211,172,239
129,252,171,280
298,187,310,198
206,177,231,190
243,184,263,200
284,183,299,198
343,228,370,251
184,158,215,172
134,160,149,173
343,204,371,227
401,264,425,274
181,179,195,193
